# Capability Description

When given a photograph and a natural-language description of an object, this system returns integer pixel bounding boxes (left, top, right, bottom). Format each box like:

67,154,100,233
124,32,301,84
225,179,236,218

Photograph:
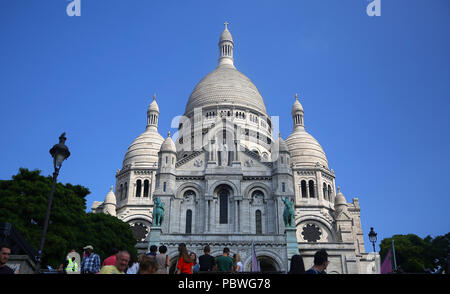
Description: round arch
243,251,283,272
208,180,239,196
244,182,271,200
176,182,203,199
122,214,152,224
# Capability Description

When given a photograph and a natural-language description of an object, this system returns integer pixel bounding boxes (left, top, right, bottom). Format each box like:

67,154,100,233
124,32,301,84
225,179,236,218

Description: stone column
316,171,324,201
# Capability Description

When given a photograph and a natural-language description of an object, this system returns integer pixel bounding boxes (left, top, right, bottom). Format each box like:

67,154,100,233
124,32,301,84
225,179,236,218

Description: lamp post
35,133,70,273
368,227,377,253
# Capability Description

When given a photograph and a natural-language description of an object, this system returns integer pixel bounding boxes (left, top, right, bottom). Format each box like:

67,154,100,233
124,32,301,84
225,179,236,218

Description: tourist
147,245,158,258
138,255,158,274
102,248,118,267
58,249,77,274
199,245,216,272
190,252,200,273
216,247,233,272
155,245,170,274
80,245,101,274
126,252,139,274
305,250,328,274
99,250,130,274
288,254,305,274
0,244,14,274
233,253,243,273
176,245,193,274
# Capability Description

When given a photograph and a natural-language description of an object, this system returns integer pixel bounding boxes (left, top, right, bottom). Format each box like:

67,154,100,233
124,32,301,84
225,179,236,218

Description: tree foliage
0,168,137,268
380,233,449,273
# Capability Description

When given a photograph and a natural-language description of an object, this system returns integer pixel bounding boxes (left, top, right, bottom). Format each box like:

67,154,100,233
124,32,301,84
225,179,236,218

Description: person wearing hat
80,245,101,274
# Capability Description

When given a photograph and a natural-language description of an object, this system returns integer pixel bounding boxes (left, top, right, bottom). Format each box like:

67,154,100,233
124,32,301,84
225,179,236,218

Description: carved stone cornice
242,176,272,181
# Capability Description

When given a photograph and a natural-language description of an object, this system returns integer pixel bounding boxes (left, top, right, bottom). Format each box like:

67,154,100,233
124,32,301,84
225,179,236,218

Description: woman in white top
233,253,243,273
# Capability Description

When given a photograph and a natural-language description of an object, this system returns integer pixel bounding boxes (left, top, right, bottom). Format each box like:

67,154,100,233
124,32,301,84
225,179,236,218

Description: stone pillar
316,171,323,201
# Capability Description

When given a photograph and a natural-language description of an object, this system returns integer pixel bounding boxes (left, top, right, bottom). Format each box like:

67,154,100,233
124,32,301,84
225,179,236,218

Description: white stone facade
93,24,379,273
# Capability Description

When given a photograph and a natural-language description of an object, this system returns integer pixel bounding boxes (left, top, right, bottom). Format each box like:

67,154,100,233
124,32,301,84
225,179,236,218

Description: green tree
0,168,137,268
380,233,449,273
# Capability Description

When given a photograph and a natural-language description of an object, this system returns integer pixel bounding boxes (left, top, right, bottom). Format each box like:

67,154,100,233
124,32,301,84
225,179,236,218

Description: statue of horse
152,197,165,227
282,197,295,227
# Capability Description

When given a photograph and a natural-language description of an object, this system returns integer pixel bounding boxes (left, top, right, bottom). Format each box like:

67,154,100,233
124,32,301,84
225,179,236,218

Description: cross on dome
224,21,229,30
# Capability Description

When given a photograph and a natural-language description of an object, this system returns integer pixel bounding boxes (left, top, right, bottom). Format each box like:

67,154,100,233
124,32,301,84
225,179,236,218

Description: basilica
92,24,380,274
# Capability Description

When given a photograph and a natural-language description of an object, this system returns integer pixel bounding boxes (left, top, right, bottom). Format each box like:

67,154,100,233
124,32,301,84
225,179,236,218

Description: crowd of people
0,242,329,275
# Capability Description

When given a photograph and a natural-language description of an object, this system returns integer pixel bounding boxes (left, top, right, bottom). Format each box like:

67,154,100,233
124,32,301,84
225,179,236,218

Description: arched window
143,180,150,197
123,182,128,199
309,180,315,198
136,180,142,197
256,210,262,235
323,183,327,201
301,180,307,198
282,182,286,193
185,210,192,234
328,185,332,202
119,184,123,200
219,189,229,224
163,182,166,192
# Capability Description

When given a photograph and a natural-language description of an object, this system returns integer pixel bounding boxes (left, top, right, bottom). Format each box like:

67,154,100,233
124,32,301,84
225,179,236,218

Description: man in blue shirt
305,249,328,274
80,245,101,274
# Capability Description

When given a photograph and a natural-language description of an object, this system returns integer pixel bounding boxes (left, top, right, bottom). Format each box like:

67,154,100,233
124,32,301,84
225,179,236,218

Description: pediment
175,150,206,170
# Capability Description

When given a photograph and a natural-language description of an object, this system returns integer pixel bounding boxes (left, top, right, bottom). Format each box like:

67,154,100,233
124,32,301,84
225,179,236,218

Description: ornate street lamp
35,133,70,273
368,227,377,253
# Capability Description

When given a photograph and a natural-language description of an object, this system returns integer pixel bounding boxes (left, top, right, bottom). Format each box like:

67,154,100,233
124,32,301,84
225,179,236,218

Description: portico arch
244,251,283,272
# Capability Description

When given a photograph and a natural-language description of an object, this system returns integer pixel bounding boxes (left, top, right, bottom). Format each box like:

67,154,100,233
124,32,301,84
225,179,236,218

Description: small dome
219,22,233,43
278,134,289,153
123,128,164,168
335,187,347,206
286,128,328,168
148,95,159,113
160,132,176,153
220,29,233,43
292,99,304,114
104,186,116,205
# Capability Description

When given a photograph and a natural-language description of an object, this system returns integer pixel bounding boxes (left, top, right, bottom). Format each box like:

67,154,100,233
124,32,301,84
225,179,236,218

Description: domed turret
122,95,164,168
278,134,289,153
160,131,177,153
286,93,328,168
291,93,304,116
148,93,160,113
218,21,234,67
334,187,348,217
335,187,347,206
104,186,117,216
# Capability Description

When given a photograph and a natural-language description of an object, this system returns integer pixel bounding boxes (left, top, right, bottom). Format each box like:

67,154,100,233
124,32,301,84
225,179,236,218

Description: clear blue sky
1,0,449,253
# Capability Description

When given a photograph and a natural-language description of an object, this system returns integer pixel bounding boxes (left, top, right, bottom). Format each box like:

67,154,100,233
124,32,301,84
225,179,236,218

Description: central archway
246,255,281,273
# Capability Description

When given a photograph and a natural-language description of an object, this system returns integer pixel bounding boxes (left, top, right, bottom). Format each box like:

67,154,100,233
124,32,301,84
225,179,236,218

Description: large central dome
185,64,267,115
184,24,267,116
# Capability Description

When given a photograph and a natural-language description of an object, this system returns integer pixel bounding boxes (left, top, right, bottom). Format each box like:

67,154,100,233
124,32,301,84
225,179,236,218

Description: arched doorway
258,257,278,272
246,256,280,273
